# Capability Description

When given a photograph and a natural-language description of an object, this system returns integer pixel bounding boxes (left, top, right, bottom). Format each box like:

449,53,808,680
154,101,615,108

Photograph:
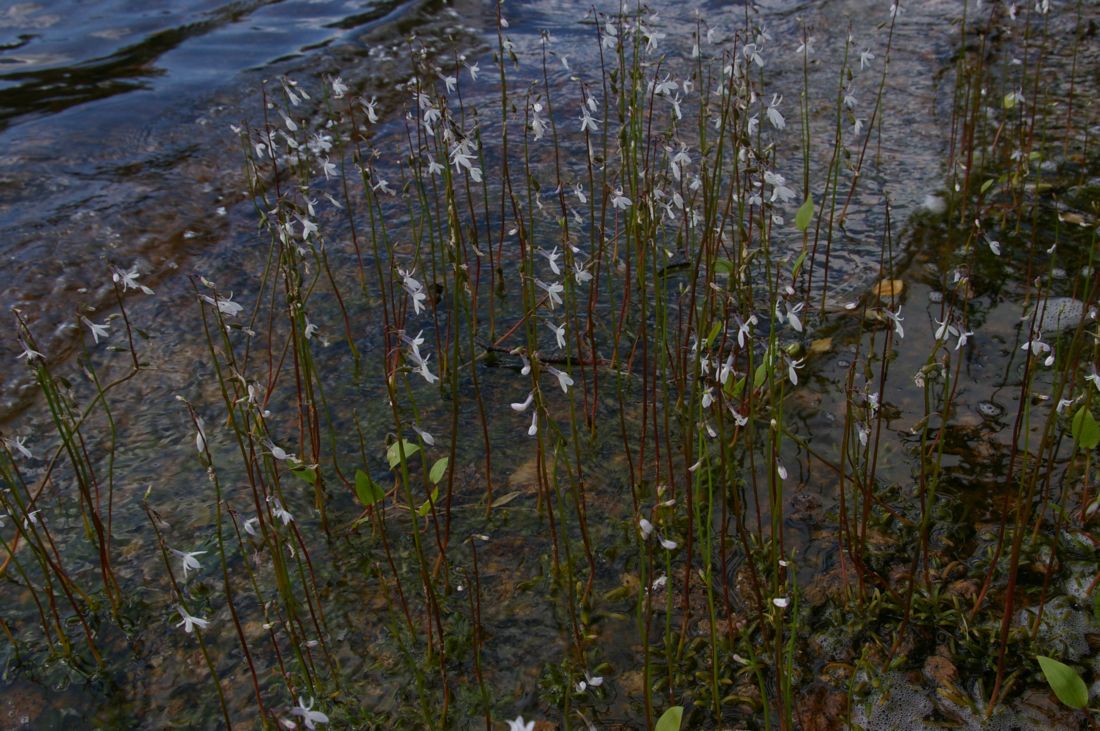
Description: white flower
611,189,632,210
1022,338,1051,357
786,302,804,333
639,517,654,539
1085,368,1100,392
885,307,904,338
171,548,207,579
412,425,435,446
270,497,294,525
573,262,592,284
507,717,534,731
777,462,788,481
859,49,875,69
988,239,1002,256
787,357,804,386
528,410,538,436
81,316,110,344
547,321,566,350
290,697,329,730
575,671,604,692
304,318,319,340
545,365,573,393
113,265,154,294
243,517,260,537
466,61,479,81
330,76,348,99
772,596,790,608
194,417,208,453
534,278,564,309
176,605,210,634
659,535,678,550
4,436,32,459
538,247,562,275
439,72,457,94
579,108,599,133
766,94,785,130
200,293,244,317
511,392,534,412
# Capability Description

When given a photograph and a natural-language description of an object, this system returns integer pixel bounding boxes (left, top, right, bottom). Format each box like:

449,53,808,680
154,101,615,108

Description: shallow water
1,0,1097,729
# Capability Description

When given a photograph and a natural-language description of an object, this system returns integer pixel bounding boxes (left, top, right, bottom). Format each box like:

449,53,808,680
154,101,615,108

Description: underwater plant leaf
355,469,385,507
1037,655,1088,709
654,705,683,731
429,457,449,485
387,439,421,469
1071,407,1100,450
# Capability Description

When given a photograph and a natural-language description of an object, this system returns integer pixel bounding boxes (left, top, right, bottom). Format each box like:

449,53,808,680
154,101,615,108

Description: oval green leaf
795,193,814,232
1071,406,1100,450
1037,655,1088,709
429,457,449,485
387,439,421,469
355,468,385,507
290,465,317,484
655,705,683,731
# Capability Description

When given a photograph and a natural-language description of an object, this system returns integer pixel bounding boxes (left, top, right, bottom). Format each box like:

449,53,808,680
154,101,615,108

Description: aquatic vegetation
1,0,1099,729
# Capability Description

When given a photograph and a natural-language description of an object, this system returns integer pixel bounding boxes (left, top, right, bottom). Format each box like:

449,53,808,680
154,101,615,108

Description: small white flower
243,516,260,537
200,293,243,317
885,307,904,338
511,392,534,412
534,278,564,309
611,188,632,210
330,76,348,99
290,697,329,730
579,108,599,133
113,265,155,294
528,410,538,436
659,536,678,550
194,417,208,453
766,94,785,130
81,316,110,344
859,49,875,69
413,425,435,446
171,548,207,579
270,497,294,525
777,462,788,481
547,321,566,350
639,517,654,539
507,717,534,731
545,365,573,393
772,596,790,608
988,239,1002,256
176,605,210,634
4,436,32,459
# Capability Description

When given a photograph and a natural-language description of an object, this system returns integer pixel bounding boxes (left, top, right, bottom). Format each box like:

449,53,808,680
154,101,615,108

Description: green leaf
1037,655,1088,709
387,439,421,469
355,469,385,507
753,362,768,389
1071,407,1100,450
704,321,722,349
429,457,449,485
290,465,317,484
416,487,440,518
980,178,995,194
655,705,684,731
791,248,809,278
795,193,814,232
713,258,734,277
